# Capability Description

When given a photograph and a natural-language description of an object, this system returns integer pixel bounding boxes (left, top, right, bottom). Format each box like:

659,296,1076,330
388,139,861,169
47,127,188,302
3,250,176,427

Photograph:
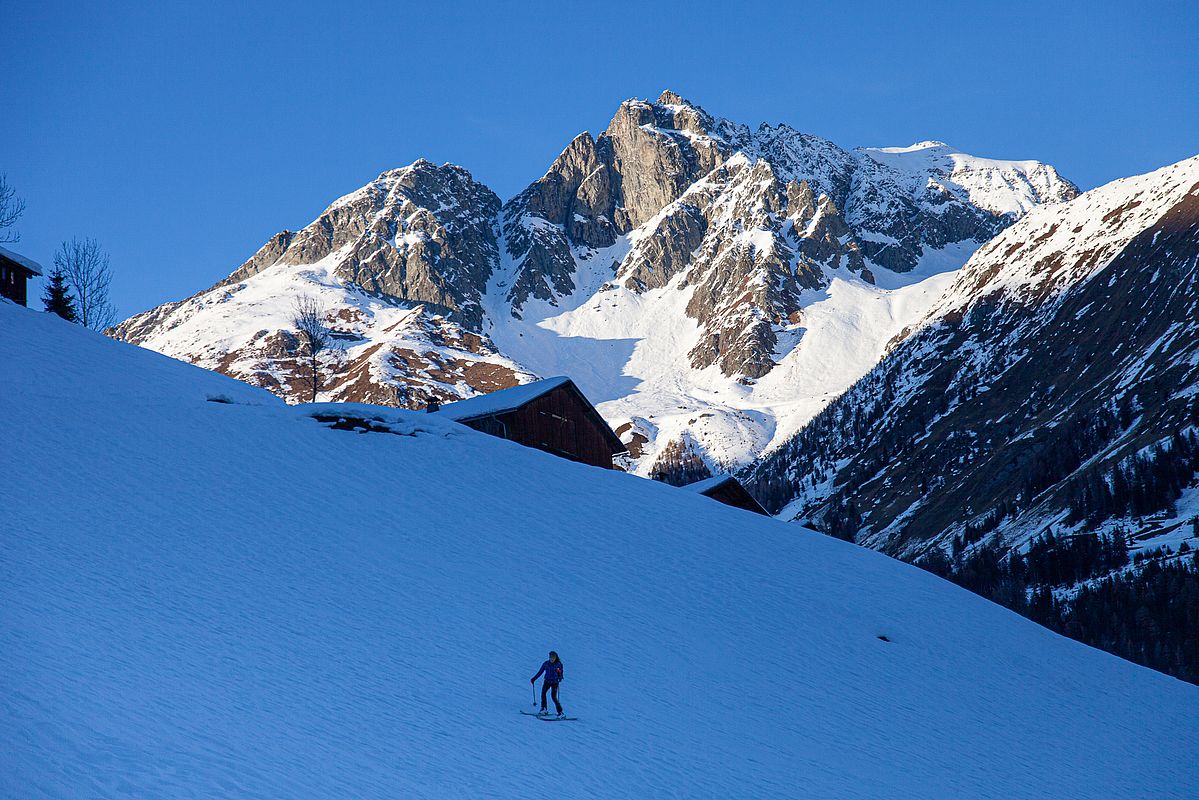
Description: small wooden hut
0,246,43,307
435,377,626,469
681,474,770,516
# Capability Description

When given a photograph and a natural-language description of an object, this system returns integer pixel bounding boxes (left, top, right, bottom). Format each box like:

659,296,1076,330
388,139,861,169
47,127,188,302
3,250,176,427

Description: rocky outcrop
602,94,733,227
616,156,860,378
499,134,622,315
499,91,1072,377
788,181,866,275
499,91,741,314
210,160,501,329
619,202,707,292
678,159,813,378
512,132,621,249
113,160,524,406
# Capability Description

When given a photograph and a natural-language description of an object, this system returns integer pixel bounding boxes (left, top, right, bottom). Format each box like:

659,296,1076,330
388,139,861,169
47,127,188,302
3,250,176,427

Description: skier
530,651,564,717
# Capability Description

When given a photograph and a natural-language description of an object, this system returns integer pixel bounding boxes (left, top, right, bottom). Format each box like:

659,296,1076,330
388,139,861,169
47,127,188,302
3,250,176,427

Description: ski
519,710,578,721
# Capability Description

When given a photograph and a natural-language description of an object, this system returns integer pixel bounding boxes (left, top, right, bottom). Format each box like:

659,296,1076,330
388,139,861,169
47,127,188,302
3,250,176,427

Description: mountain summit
114,92,1076,475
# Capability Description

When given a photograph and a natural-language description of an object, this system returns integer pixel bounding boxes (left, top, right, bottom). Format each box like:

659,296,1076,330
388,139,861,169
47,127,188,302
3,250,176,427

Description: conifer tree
42,267,78,322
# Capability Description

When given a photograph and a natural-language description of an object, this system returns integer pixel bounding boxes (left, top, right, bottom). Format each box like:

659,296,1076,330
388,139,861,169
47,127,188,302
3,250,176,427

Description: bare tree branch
0,174,26,243
56,237,118,331
292,295,331,403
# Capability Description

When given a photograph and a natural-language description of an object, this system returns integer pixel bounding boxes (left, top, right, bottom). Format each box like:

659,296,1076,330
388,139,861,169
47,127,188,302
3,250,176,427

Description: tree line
1066,429,1199,525
917,534,1199,684
650,437,714,487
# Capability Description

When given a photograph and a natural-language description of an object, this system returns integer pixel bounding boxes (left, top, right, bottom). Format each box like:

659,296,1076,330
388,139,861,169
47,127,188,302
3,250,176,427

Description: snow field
3,302,1198,799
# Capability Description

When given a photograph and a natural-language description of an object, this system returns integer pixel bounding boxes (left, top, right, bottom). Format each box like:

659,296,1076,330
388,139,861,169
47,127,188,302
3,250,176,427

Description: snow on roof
0,245,43,276
679,474,740,495
433,376,574,422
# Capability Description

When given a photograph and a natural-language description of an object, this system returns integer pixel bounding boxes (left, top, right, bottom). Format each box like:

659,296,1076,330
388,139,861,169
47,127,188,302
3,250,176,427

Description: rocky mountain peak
116,91,1080,481
655,89,690,106
652,90,717,136
600,95,731,228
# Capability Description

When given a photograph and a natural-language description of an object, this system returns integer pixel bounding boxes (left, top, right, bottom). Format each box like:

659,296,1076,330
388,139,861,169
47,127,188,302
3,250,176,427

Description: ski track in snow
3,302,1198,799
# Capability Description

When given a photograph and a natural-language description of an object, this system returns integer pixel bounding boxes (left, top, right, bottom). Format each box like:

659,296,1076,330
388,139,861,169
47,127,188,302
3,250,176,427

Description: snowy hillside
743,154,1199,680
5,301,1199,799
859,141,1071,218
750,154,1199,552
114,91,1076,478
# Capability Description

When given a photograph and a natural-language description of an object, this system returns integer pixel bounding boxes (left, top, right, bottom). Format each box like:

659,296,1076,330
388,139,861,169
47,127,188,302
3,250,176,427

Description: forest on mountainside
917,535,1199,684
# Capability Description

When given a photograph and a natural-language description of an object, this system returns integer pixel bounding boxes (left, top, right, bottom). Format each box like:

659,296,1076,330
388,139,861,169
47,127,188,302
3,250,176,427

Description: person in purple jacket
530,650,564,716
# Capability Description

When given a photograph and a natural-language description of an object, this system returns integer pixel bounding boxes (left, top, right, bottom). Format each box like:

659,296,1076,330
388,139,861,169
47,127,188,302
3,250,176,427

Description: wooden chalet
434,376,626,469
0,246,43,307
681,474,770,516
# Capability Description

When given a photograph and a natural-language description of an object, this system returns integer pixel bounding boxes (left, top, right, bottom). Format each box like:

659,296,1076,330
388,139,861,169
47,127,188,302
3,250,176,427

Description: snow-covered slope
114,91,1076,477
5,301,1199,799
747,154,1199,557
859,141,1072,218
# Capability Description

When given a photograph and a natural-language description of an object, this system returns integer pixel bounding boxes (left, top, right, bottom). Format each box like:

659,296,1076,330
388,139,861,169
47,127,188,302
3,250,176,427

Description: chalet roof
680,474,740,495
435,376,572,422
0,245,43,276
680,474,770,515
435,376,626,453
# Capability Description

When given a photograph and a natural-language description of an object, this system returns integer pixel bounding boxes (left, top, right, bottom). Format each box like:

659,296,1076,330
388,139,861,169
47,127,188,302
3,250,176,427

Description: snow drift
3,301,1197,799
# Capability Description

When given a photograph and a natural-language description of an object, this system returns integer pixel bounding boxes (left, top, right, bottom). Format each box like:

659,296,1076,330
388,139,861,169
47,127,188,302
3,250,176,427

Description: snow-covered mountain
747,154,1199,551
114,91,1075,475
113,161,534,407
6,300,1199,799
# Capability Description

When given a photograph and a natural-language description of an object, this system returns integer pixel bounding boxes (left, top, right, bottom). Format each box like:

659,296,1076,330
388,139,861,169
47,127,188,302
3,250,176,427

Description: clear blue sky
3,0,1196,316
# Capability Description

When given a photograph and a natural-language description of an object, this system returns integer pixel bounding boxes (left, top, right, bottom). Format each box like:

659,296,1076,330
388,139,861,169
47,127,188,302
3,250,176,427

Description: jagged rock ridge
115,91,1075,476
498,91,1075,380
115,161,531,407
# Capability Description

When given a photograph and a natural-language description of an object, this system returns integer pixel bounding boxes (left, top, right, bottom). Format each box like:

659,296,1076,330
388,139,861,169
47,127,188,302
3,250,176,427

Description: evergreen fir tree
42,267,78,321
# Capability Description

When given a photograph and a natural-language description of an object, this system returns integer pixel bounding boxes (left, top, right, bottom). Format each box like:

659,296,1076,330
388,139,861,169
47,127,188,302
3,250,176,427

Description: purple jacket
533,659,563,684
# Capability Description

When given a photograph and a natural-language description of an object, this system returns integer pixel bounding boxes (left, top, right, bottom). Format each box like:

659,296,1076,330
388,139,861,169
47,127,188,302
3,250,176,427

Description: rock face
114,161,528,407
500,92,1075,378
498,92,744,316
223,160,500,329
114,91,1075,473
646,156,826,378
745,154,1199,558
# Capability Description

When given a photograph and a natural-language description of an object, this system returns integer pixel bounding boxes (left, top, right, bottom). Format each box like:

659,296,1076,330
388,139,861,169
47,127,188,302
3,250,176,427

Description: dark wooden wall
463,386,617,469
1,264,29,306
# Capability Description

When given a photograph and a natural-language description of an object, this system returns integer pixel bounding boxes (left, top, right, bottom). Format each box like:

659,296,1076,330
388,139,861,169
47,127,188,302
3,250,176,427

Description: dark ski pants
541,681,562,713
